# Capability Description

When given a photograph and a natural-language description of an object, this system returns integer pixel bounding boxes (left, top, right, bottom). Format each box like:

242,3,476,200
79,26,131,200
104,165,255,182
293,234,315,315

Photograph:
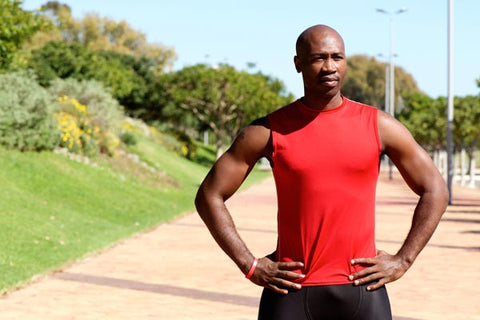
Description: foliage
399,93,480,159
25,1,176,72
342,55,421,109
29,41,158,113
0,0,49,70
119,131,137,146
28,41,88,85
0,71,59,151
157,63,294,155
453,95,480,147
96,50,158,116
48,78,123,130
29,42,129,98
48,78,124,156
453,95,480,164
398,93,447,151
55,95,99,156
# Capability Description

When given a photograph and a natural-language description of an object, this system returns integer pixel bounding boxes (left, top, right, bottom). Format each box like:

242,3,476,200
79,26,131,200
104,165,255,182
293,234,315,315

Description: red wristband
245,258,258,279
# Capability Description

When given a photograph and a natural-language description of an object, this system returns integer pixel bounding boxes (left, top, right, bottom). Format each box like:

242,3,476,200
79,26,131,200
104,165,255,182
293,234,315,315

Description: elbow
441,184,450,208
194,187,204,216
194,185,214,221
436,179,450,210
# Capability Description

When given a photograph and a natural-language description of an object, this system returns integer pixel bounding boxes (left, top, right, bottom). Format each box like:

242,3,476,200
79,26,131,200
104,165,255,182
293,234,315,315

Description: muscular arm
350,111,449,290
195,118,304,294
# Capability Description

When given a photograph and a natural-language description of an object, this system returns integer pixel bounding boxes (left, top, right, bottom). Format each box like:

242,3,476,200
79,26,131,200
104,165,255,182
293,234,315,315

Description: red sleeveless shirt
267,97,381,285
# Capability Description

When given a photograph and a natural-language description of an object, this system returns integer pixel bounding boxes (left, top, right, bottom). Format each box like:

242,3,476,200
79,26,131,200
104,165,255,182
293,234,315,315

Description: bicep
378,111,443,196
198,123,270,201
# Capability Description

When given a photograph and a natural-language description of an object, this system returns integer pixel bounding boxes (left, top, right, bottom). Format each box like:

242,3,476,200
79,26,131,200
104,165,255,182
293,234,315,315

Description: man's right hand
248,257,305,295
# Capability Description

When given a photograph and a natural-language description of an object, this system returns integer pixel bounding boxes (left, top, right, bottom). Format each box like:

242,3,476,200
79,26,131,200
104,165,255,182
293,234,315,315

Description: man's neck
302,92,343,111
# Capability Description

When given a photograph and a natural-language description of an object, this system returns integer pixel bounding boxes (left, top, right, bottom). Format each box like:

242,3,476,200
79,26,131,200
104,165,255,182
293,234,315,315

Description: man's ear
294,56,301,73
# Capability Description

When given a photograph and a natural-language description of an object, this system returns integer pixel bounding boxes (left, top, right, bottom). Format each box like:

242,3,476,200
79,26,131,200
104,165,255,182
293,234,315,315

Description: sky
21,0,480,100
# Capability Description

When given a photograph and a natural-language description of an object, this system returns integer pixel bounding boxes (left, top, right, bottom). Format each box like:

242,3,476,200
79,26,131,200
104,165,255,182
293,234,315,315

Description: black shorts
258,283,392,320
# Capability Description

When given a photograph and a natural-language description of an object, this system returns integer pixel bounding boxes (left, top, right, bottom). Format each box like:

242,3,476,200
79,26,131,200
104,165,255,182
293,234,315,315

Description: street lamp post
377,54,389,114
377,7,407,180
376,7,407,116
447,0,454,204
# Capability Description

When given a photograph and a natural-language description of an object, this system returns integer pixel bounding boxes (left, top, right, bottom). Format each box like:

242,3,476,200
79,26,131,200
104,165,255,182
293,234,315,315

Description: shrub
48,78,123,155
119,132,138,146
118,117,147,147
55,96,99,156
148,124,197,160
48,78,123,132
0,71,59,151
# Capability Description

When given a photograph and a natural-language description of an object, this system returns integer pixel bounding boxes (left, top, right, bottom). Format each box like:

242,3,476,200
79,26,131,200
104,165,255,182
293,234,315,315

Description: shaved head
296,25,345,56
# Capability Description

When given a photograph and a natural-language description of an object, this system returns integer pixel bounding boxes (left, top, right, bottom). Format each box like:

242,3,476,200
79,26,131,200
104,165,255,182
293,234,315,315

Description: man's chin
317,85,340,96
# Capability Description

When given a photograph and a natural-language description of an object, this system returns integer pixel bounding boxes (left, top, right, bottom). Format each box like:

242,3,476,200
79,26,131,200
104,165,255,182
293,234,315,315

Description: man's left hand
349,250,411,291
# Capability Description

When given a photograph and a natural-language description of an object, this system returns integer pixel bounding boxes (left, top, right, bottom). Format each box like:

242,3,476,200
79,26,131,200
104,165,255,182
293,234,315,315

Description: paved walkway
1,171,479,320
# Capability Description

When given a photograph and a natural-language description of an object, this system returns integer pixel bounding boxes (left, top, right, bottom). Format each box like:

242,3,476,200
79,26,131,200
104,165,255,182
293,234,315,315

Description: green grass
0,140,270,293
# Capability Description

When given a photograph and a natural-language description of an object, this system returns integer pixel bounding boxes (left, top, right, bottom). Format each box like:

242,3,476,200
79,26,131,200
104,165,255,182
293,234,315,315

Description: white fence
433,149,479,188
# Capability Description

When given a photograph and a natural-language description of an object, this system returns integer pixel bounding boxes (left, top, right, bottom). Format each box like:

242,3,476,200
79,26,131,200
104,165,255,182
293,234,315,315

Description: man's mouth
319,77,339,87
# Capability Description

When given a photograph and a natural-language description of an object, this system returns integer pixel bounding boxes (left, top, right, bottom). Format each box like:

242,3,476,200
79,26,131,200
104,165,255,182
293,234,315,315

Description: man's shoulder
268,99,300,116
249,116,270,129
344,97,378,111
266,100,301,126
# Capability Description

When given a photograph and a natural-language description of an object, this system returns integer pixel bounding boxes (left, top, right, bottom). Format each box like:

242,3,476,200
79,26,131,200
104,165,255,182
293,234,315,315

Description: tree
157,64,294,157
342,55,421,110
96,51,157,116
29,41,92,85
0,0,49,70
398,93,446,152
25,1,176,73
28,41,154,106
453,95,480,176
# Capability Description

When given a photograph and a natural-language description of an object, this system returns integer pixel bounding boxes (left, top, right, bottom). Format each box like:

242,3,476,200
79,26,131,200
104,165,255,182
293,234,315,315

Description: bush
148,124,197,160
119,132,138,146
0,71,59,151
118,117,147,147
48,78,123,132
48,78,123,155
55,96,99,156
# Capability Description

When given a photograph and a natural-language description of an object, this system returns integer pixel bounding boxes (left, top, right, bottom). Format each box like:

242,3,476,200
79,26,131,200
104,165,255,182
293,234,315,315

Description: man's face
294,30,346,97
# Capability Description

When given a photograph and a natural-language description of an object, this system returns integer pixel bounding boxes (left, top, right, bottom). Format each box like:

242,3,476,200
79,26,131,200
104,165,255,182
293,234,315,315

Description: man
195,24,448,319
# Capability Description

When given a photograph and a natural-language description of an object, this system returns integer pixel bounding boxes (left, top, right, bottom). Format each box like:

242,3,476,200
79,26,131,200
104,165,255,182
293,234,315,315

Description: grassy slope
0,140,270,293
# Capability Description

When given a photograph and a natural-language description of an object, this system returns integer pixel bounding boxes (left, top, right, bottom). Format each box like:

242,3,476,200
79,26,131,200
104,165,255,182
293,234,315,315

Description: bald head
296,25,345,56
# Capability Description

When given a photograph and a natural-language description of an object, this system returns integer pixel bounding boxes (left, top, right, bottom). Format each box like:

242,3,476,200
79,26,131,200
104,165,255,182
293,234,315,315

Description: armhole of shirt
266,114,276,160
373,108,382,155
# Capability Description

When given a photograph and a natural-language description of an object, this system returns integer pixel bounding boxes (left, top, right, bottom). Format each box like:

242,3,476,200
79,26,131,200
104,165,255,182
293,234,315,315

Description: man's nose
322,58,336,72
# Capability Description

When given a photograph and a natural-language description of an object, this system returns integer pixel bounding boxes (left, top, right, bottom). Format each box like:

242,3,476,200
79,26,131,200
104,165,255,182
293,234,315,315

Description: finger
366,279,386,291
277,261,304,270
349,266,378,280
352,273,381,286
267,283,289,295
351,257,376,266
272,277,302,291
277,270,306,280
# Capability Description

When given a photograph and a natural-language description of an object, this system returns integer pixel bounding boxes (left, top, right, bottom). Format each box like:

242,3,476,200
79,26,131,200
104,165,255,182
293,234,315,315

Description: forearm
195,189,254,274
396,188,448,266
